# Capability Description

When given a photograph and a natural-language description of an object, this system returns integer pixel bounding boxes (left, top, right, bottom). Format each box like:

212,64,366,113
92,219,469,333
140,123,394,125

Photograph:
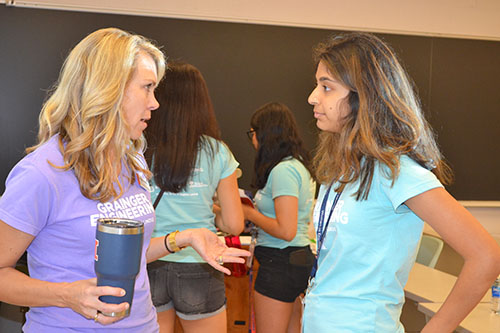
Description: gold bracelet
167,230,183,253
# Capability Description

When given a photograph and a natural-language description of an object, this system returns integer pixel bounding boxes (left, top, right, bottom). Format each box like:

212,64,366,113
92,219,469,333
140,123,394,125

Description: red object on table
224,235,247,277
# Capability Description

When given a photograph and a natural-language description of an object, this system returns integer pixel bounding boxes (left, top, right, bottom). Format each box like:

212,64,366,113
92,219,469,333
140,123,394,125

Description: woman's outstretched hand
177,228,250,275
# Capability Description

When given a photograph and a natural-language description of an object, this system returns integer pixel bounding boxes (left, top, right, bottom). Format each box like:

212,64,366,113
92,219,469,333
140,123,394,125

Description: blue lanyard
311,186,341,278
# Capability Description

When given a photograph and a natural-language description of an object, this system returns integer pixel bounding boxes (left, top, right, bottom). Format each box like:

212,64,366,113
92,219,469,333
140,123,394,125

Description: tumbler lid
97,218,144,235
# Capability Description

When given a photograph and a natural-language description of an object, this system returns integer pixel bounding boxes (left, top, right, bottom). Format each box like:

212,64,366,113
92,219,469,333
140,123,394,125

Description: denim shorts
147,261,226,319
254,245,314,303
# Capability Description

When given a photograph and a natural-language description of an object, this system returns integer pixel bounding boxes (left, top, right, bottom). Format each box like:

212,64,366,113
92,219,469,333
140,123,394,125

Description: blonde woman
0,27,248,332
302,32,500,332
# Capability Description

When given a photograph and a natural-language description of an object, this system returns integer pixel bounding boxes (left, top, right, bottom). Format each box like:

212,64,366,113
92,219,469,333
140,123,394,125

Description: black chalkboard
1,6,499,200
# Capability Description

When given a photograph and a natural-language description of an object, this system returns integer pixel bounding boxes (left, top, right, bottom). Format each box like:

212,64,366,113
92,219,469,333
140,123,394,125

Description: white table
406,262,495,332
418,302,500,333
405,262,458,303
405,263,491,303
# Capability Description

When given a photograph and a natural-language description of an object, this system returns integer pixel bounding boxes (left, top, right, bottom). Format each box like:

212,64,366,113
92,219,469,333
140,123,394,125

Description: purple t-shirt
0,135,158,332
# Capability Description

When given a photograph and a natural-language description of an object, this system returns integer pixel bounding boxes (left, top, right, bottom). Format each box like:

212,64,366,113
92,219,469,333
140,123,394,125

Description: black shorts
254,245,314,303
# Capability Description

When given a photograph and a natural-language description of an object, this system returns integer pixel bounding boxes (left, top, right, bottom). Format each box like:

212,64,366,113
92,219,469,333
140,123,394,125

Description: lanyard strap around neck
311,186,341,279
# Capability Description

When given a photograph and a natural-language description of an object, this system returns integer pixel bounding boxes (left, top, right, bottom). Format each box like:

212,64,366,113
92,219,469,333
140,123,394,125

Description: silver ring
94,312,99,322
217,255,224,265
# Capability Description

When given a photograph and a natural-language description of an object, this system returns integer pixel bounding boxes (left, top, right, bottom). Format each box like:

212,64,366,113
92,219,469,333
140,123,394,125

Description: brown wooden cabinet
224,271,253,332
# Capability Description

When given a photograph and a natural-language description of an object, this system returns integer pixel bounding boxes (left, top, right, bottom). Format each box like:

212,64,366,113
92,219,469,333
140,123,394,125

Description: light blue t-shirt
302,155,443,333
151,136,238,263
254,157,316,248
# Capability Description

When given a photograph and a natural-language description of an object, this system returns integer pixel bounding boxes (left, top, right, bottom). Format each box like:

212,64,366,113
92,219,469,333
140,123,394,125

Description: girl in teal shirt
243,102,316,333
145,62,244,333
303,32,500,332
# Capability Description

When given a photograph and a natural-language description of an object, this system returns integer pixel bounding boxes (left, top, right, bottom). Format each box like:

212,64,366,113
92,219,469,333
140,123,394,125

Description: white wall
460,202,500,241
425,202,500,243
3,0,500,41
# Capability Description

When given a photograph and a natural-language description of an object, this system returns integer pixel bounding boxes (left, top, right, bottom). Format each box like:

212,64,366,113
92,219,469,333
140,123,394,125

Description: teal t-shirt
151,137,238,263
302,155,443,332
254,157,316,248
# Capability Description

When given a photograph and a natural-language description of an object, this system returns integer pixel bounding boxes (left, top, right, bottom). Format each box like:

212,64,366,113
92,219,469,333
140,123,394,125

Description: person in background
302,32,500,332
145,61,244,333
0,28,248,333
242,102,316,333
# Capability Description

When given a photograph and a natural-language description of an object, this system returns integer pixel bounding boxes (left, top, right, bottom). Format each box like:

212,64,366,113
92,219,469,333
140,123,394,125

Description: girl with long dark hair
243,102,316,333
145,62,244,333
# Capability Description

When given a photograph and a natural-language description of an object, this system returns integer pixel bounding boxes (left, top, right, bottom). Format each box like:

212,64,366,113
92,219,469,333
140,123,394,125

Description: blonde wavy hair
312,32,452,200
27,27,166,202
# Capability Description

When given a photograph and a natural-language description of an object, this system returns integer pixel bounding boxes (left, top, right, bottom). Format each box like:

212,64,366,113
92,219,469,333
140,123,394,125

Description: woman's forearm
146,234,174,263
215,173,244,235
146,229,200,263
0,266,131,320
421,254,500,332
243,195,299,241
0,267,69,307
406,188,500,332
245,207,296,241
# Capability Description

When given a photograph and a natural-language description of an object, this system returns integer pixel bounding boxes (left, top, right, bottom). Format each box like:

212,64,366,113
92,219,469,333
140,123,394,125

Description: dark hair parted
250,102,314,190
145,61,221,193
312,32,452,200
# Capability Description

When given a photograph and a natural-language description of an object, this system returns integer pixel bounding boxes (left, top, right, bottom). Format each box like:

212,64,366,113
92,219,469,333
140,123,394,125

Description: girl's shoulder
271,157,308,177
24,135,64,170
374,154,429,176
374,154,438,190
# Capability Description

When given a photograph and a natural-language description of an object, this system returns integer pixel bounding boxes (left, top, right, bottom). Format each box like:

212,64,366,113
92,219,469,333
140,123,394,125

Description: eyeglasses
246,129,256,140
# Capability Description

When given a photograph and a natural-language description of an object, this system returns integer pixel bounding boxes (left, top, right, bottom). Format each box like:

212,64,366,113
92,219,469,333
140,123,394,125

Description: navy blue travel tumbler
94,218,144,317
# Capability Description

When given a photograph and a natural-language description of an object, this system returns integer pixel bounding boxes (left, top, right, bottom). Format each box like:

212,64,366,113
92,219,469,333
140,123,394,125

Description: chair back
416,234,444,268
